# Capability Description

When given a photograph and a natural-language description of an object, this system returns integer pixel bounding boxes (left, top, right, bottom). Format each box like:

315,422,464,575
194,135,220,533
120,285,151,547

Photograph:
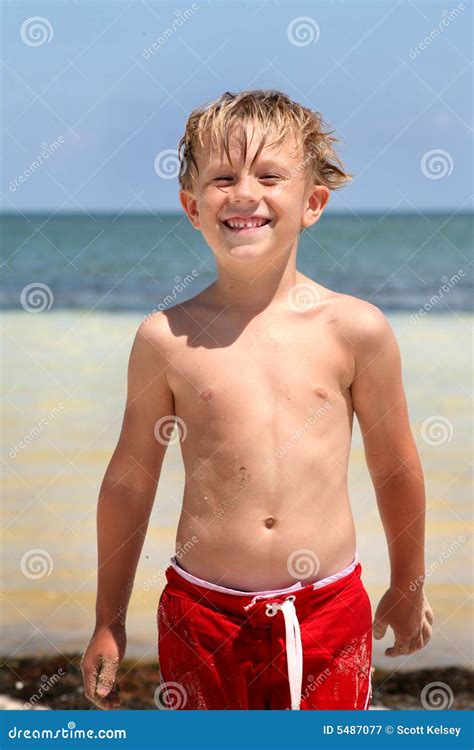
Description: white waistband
168,552,359,597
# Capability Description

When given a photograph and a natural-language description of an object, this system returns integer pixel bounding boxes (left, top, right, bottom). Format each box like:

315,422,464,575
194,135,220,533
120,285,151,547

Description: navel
264,516,277,529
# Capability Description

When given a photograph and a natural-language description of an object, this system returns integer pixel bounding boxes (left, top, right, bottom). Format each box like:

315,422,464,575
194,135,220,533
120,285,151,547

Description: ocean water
0,212,473,670
0,211,472,312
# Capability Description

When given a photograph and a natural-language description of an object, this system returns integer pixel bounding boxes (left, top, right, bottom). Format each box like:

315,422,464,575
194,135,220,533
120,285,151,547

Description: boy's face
179,124,329,263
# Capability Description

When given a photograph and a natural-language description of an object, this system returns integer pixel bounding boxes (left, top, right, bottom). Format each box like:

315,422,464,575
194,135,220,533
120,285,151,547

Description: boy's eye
213,176,233,182
260,174,282,182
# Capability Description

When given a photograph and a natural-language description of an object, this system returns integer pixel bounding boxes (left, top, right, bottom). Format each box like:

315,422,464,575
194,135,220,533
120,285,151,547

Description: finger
83,662,101,702
408,629,424,654
82,660,120,709
96,657,119,697
385,633,411,657
422,621,432,646
424,606,434,626
372,620,388,639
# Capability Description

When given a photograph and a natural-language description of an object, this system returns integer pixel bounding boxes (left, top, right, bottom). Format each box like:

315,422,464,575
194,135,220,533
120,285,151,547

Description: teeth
226,218,268,229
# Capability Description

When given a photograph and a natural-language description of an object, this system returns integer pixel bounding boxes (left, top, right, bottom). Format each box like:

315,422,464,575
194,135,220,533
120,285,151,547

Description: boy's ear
301,185,330,229
179,190,201,229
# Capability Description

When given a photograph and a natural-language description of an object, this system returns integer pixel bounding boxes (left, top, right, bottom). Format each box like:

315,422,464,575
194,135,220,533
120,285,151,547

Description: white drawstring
265,595,303,710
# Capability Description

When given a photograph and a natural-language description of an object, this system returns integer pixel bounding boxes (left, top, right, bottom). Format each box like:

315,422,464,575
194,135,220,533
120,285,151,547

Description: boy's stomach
174,476,357,591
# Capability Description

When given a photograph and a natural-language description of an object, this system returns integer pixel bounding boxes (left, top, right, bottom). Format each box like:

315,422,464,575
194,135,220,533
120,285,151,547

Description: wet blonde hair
178,89,351,191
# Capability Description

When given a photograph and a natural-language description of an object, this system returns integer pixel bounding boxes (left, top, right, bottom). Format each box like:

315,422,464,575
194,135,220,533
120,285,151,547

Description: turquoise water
1,211,472,311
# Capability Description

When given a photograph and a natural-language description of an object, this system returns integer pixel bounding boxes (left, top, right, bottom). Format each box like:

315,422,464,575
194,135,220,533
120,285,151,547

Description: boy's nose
230,176,260,204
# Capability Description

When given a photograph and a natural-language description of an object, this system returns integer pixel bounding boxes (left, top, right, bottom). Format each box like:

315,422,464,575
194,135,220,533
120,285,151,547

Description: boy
81,90,434,711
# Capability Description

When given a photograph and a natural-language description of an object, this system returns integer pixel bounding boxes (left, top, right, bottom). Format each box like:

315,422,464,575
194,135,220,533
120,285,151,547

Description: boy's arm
349,304,434,656
95,317,175,630
82,315,175,707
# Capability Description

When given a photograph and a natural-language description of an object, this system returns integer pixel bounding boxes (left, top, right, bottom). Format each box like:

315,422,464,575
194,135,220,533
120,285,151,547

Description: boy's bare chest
166,318,354,419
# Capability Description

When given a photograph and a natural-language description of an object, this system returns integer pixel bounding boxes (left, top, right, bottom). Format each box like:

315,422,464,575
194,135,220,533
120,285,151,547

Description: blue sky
1,0,472,213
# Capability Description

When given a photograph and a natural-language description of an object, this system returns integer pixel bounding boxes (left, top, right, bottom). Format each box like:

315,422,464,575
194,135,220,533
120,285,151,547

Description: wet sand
0,654,472,710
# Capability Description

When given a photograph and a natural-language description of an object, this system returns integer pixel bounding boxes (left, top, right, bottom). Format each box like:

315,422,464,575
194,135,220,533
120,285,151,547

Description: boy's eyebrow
203,157,290,174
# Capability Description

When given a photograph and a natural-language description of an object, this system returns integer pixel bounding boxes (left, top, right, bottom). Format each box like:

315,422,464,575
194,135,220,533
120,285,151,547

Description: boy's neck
209,257,303,314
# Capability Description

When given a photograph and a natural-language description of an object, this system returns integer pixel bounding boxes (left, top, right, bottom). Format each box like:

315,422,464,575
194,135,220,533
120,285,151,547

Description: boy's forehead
197,125,302,170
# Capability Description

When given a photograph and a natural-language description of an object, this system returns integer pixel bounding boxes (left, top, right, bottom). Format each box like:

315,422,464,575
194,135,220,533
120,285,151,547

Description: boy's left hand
372,587,434,656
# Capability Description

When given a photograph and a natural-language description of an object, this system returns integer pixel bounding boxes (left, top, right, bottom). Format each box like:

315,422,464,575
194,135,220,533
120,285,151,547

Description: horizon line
1,208,472,217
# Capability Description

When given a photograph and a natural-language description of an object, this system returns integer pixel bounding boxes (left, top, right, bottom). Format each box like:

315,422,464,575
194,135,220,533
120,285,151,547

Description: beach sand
0,654,472,710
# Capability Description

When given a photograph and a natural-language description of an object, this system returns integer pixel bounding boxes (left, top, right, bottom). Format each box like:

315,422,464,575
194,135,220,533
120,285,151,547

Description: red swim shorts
157,555,373,710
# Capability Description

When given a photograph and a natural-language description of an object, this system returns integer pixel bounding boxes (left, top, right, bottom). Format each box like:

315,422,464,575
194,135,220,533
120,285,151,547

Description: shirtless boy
81,90,434,711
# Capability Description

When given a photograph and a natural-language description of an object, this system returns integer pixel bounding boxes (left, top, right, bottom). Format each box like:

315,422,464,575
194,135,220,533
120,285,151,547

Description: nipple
264,516,276,529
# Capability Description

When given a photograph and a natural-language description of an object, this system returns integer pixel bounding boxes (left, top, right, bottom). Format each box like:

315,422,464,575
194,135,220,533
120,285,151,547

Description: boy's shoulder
323,287,394,351
134,294,206,351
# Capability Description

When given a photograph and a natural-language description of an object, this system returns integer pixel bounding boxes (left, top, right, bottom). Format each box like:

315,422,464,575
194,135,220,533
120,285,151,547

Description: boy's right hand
81,626,127,710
